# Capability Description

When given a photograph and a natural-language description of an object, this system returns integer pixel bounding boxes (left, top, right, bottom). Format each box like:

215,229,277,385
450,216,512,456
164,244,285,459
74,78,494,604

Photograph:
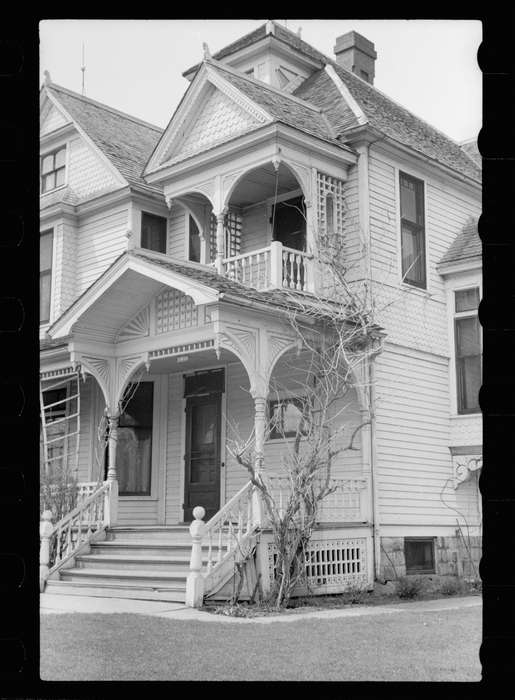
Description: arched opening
226,161,307,255
172,193,216,265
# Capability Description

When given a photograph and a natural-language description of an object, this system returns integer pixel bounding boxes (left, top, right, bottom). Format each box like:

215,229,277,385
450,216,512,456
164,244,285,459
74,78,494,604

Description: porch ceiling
230,162,299,208
72,270,164,343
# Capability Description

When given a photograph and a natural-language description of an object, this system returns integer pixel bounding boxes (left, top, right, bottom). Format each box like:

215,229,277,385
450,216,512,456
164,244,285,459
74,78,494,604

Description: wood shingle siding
68,135,121,200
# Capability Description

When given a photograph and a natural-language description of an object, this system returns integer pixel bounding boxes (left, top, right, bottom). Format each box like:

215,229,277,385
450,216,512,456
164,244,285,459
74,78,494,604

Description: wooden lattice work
316,171,346,235
155,289,198,334
209,213,217,263
268,537,368,594
225,209,242,258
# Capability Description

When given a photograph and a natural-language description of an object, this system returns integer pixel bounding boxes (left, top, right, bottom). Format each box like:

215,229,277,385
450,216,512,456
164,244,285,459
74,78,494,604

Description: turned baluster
217,525,223,564
40,510,54,592
296,255,302,290
246,491,252,533
185,506,206,608
207,530,213,572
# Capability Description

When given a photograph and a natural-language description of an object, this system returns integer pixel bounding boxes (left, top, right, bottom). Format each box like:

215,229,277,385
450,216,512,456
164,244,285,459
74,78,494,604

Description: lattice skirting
267,537,369,595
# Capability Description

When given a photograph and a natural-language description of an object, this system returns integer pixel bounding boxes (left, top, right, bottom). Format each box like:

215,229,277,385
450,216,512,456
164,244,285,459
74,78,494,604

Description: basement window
404,537,435,575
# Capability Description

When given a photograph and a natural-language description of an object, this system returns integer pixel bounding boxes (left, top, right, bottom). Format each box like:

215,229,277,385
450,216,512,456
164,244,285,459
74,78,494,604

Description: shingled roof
438,218,481,267
184,20,481,183
45,83,164,190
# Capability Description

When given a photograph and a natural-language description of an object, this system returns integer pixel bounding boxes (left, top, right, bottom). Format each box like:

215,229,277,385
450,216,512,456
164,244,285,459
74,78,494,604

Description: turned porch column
251,394,267,527
105,412,120,525
214,209,227,275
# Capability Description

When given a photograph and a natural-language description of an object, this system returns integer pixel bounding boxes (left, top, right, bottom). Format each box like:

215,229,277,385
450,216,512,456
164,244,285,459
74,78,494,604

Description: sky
39,19,482,143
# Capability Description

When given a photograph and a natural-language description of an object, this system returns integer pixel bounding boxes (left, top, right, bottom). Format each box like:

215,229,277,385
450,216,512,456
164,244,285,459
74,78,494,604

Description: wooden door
183,393,221,522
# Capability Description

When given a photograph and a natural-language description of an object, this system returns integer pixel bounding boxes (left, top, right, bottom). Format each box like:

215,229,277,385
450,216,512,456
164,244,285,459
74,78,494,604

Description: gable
66,133,121,200
173,84,261,161
41,103,71,136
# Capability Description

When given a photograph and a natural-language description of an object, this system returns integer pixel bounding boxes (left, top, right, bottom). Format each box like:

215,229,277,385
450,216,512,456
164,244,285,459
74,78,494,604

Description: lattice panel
268,537,368,594
318,491,362,522
155,289,198,334
225,209,242,258
317,171,346,235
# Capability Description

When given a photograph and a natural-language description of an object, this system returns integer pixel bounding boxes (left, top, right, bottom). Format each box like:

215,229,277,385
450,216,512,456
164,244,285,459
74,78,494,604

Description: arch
222,156,310,211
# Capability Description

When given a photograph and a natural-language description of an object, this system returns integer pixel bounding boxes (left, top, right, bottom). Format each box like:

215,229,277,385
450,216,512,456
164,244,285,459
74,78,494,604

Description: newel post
270,240,283,289
185,506,206,608
40,510,53,592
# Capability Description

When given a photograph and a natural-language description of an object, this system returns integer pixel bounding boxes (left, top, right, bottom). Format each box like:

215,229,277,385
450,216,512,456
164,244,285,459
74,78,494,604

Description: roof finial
266,20,275,36
297,27,302,38
43,69,52,86
202,42,211,60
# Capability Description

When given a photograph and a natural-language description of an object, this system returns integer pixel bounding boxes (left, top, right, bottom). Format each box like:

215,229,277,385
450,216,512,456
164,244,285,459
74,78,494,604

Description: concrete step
45,579,186,603
59,567,188,588
76,553,194,572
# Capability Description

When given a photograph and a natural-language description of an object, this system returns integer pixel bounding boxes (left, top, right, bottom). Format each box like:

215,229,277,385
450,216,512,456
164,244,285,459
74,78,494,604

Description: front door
184,393,221,522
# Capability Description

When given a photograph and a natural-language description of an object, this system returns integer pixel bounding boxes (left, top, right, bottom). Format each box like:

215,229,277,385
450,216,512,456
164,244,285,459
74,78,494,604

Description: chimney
334,31,377,84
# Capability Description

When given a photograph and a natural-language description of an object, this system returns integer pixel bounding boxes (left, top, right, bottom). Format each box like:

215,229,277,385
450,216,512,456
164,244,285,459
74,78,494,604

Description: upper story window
454,287,481,414
141,212,167,254
40,146,66,194
268,398,309,440
244,68,255,77
40,229,53,324
188,215,201,263
400,172,426,289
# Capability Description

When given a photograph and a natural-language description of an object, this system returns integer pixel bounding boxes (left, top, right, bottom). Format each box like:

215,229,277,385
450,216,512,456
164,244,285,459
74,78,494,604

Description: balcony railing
223,240,314,293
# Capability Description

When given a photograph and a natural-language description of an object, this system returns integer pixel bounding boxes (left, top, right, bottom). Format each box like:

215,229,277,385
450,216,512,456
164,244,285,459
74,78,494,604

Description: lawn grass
40,605,481,681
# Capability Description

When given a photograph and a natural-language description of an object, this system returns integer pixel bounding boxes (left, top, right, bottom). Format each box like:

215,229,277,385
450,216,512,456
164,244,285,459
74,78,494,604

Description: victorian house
39,21,482,604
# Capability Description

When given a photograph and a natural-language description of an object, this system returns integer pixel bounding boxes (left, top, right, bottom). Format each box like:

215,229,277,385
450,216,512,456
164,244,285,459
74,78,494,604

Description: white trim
438,258,482,276
324,64,368,126
48,253,221,338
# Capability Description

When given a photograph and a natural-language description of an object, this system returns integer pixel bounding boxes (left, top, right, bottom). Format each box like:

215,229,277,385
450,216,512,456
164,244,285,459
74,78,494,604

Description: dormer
182,21,324,92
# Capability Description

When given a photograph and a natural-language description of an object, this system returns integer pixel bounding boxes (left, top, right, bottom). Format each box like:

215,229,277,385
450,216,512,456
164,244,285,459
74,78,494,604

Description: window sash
401,221,426,287
141,212,167,253
40,230,53,323
40,147,66,193
455,315,481,413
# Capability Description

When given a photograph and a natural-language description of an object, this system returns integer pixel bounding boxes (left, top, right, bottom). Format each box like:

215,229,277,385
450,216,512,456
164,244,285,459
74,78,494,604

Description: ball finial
192,506,205,521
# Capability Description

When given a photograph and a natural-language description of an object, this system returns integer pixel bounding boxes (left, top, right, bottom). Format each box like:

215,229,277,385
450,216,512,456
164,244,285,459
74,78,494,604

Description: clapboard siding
168,207,186,260
375,344,480,526
240,203,269,254
68,135,121,201
76,376,94,482
224,362,255,500
76,206,129,294
342,163,364,281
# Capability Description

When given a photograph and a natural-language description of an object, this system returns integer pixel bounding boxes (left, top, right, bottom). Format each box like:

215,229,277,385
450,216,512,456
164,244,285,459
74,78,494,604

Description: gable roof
438,218,481,266
208,62,341,147
184,20,481,184
44,83,164,190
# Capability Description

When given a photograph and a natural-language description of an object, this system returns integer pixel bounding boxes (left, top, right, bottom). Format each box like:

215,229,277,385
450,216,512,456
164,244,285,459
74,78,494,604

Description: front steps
44,525,220,603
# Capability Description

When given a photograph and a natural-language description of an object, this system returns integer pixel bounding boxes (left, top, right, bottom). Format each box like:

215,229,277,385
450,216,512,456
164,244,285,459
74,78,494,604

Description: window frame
40,145,67,194
40,228,54,325
140,211,167,254
267,397,309,441
454,286,481,415
399,170,427,290
404,537,435,575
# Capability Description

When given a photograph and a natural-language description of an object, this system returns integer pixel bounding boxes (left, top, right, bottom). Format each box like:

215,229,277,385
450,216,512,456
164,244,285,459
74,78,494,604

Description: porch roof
438,218,481,267
46,247,353,342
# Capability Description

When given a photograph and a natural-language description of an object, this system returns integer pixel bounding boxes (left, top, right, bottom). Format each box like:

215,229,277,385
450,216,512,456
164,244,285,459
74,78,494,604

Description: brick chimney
334,31,377,84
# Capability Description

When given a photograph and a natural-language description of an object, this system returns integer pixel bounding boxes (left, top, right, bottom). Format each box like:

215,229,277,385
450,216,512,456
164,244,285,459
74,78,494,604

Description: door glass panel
117,382,153,496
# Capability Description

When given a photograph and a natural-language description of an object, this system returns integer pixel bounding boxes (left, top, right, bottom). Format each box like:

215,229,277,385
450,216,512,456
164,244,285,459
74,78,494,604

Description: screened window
268,398,308,440
405,538,435,574
41,146,66,193
40,229,53,323
188,215,201,262
141,212,167,253
400,172,426,288
455,287,481,414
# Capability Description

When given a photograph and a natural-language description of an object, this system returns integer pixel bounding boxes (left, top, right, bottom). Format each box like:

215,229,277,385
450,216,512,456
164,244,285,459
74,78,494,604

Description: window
244,67,255,77
188,215,201,263
404,538,435,574
117,382,154,496
268,398,309,440
141,212,167,253
360,69,370,81
41,146,66,193
400,172,426,288
455,287,481,414
40,229,53,323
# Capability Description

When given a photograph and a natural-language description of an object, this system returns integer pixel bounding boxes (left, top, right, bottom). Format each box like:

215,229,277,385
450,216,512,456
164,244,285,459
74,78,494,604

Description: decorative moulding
115,306,150,343
453,453,482,488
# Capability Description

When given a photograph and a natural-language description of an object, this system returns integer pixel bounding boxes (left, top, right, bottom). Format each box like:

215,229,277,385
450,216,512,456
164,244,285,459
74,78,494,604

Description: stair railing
185,481,258,607
39,479,117,591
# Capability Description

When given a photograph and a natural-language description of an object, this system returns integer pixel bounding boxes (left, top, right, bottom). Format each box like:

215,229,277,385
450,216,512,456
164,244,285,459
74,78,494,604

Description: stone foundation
380,533,481,581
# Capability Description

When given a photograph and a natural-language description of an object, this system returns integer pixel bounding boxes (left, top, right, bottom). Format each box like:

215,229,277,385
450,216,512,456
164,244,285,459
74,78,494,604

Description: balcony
222,240,314,293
